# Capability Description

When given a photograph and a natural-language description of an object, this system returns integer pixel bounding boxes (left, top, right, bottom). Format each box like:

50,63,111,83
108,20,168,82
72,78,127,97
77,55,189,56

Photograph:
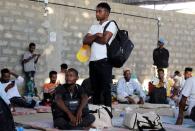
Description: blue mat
161,116,195,129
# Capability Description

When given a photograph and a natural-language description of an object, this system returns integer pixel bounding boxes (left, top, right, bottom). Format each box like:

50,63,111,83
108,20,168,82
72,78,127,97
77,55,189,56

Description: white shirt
182,76,195,115
23,51,37,72
117,78,146,98
0,83,10,105
88,21,117,61
0,76,24,99
57,72,65,85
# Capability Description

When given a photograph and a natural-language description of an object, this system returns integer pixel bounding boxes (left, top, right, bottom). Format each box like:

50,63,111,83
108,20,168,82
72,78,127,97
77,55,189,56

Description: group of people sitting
0,67,96,130
0,65,195,129
110,67,195,125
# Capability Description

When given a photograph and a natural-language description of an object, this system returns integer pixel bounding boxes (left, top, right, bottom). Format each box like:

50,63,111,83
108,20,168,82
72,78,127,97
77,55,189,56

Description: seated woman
51,68,95,130
40,71,59,106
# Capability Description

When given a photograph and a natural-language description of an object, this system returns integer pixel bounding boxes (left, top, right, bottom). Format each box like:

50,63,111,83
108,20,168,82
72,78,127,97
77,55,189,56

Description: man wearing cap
153,38,169,77
117,69,145,104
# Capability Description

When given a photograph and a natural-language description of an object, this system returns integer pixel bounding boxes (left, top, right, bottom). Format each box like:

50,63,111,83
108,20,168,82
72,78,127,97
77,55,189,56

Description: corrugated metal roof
103,0,195,5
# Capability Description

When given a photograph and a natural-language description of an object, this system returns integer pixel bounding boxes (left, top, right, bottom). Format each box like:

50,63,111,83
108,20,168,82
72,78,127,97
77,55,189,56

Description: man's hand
36,54,41,57
32,54,37,58
95,33,103,38
9,71,19,78
126,96,136,104
5,83,14,92
76,109,83,125
138,98,144,104
127,97,136,104
68,113,77,126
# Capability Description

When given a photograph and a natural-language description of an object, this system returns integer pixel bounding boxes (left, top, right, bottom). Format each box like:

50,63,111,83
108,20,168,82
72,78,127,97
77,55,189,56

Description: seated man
51,68,95,130
176,76,195,125
57,63,68,85
117,69,145,104
149,68,173,104
171,68,192,106
0,68,36,108
40,71,59,106
0,83,11,106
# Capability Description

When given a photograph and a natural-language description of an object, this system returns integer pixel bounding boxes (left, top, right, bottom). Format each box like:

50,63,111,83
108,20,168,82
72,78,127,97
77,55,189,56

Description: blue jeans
25,71,36,96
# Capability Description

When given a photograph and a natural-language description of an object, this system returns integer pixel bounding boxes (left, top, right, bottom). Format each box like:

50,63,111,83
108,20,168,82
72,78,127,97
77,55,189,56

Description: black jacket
153,47,169,68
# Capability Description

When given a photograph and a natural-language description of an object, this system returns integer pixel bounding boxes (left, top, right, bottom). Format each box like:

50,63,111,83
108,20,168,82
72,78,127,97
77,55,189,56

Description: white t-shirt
0,76,24,99
23,51,36,72
0,83,10,105
88,21,117,61
57,72,65,85
182,76,195,115
117,78,146,99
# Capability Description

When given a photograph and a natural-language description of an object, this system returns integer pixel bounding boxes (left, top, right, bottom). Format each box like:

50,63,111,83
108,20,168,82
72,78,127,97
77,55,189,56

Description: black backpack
190,106,195,122
0,97,16,131
104,20,134,68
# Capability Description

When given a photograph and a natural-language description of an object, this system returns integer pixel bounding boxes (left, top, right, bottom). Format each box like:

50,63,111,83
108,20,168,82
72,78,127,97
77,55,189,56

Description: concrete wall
0,0,195,92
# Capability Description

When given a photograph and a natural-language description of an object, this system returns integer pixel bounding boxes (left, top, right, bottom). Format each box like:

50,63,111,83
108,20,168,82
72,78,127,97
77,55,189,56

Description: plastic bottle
16,127,24,131
76,44,90,63
113,112,125,127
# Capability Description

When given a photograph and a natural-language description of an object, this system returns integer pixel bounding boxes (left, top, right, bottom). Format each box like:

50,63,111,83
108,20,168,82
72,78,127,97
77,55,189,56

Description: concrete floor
13,104,195,131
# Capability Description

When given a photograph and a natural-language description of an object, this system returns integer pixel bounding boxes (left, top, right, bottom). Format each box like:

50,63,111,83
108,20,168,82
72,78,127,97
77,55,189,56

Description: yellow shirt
153,78,173,97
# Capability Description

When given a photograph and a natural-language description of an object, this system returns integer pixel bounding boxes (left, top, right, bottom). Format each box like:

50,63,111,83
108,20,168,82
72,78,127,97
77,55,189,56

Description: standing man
22,43,40,96
181,67,193,88
83,2,117,107
153,38,169,77
176,76,195,125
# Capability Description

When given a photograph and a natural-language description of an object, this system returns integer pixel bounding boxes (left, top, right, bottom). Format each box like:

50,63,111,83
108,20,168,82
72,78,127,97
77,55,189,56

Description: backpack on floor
0,97,16,131
88,104,113,128
104,20,134,68
124,112,165,131
190,106,195,122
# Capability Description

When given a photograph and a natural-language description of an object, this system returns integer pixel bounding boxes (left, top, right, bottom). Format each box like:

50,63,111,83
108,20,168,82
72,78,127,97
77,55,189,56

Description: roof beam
106,0,195,5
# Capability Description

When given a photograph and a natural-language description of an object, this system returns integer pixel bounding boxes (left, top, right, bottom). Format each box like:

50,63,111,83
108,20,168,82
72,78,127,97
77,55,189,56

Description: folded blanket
139,103,171,109
34,106,51,113
12,107,37,116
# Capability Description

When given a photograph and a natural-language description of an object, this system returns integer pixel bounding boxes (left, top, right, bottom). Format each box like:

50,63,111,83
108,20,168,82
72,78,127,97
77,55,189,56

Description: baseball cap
158,38,165,45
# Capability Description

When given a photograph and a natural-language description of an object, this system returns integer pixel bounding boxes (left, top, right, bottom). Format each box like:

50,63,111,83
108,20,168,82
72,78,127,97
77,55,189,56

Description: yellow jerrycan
76,44,90,63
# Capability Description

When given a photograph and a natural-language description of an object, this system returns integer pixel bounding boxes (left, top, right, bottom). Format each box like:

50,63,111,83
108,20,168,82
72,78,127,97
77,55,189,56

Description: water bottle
119,112,125,118
27,94,32,104
16,127,24,131
113,112,125,127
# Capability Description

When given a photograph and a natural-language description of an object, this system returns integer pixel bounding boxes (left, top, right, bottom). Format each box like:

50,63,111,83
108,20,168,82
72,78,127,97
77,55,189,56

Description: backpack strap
89,106,113,118
102,106,113,118
103,20,119,33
